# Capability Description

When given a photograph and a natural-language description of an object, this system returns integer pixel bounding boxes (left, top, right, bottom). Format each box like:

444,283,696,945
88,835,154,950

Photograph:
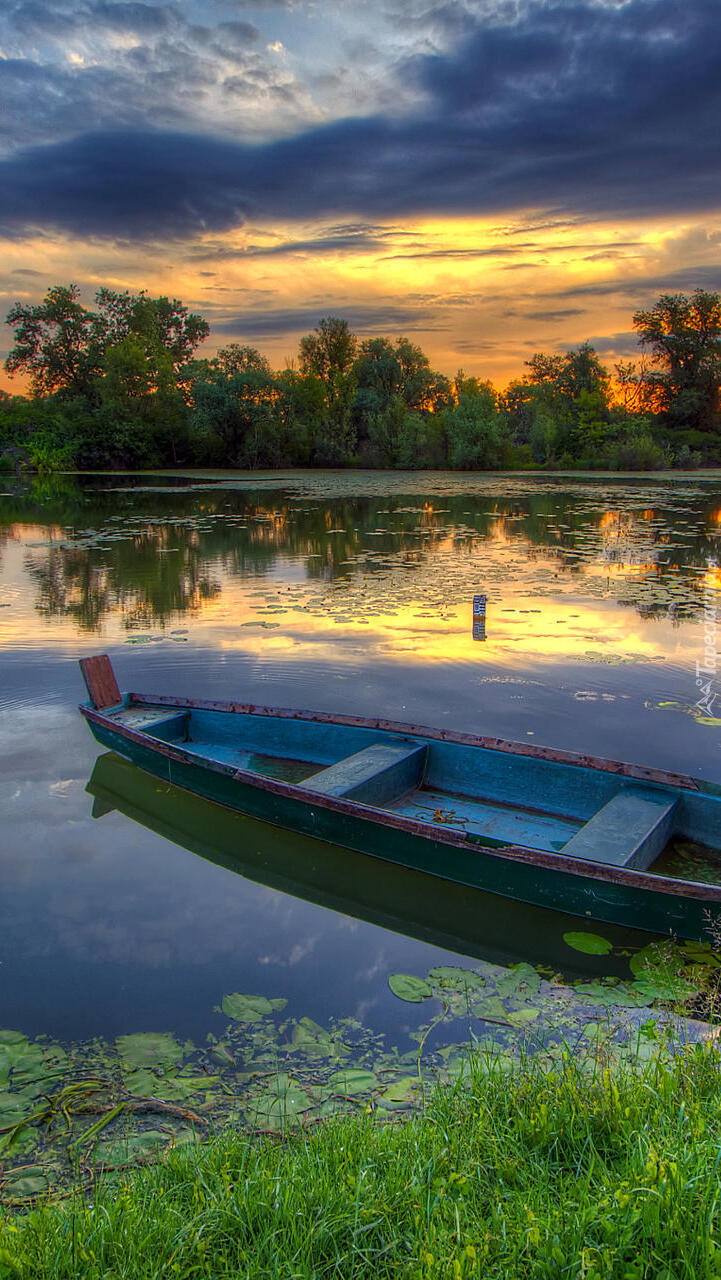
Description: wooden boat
79,654,721,941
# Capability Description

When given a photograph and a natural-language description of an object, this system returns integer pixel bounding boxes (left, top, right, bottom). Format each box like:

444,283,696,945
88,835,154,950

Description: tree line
1,284,720,472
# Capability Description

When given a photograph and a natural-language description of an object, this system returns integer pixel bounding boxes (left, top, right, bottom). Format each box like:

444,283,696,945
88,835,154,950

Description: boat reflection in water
87,751,658,980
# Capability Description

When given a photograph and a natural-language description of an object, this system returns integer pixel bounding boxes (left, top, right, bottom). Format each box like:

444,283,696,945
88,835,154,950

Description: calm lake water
2,468,721,1055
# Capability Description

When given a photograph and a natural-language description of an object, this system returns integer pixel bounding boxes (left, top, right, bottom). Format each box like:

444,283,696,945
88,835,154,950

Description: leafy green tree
632,290,721,433
353,338,401,432
354,337,450,414
5,285,105,400
272,369,320,465
190,364,286,467
94,289,209,371
95,335,190,466
367,395,409,466
528,413,560,466
0,392,88,470
504,344,612,464
299,317,357,383
299,317,358,463
215,345,271,377
441,377,507,469
353,337,452,460
5,286,209,406
396,409,447,468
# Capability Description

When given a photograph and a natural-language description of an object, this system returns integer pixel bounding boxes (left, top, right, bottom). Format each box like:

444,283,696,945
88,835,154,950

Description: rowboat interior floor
171,733,578,852
389,788,581,853
119,708,705,867
178,740,580,854
182,743,327,785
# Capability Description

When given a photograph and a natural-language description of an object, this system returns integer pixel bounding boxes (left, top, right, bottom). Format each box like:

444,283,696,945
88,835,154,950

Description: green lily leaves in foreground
388,974,432,1002
116,1033,184,1071
563,932,614,956
2,937,721,1209
221,994,288,1022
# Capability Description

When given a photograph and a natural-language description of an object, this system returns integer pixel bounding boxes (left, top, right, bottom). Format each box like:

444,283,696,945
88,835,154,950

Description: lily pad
630,944,698,1001
116,1033,184,1071
0,1092,35,1124
244,1077,314,1130
506,1008,540,1027
376,1077,420,1110
633,973,697,1002
3,1171,47,1198
290,1018,338,1058
563,931,613,956
123,1069,213,1101
94,1129,169,1165
327,1068,378,1095
388,974,432,1003
222,994,288,1023
582,1022,613,1043
0,1033,30,1079
11,1046,49,1088
497,963,541,998
629,942,675,978
427,967,486,992
574,980,650,1009
471,995,509,1023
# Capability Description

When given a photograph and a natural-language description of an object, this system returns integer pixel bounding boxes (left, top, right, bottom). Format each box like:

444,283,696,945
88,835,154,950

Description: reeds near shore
2,1045,721,1279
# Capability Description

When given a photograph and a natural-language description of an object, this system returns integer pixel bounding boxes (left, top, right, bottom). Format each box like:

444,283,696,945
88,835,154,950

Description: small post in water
472,594,487,642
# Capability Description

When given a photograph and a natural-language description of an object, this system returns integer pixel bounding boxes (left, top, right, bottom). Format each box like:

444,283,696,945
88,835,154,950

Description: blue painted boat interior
99,699,721,866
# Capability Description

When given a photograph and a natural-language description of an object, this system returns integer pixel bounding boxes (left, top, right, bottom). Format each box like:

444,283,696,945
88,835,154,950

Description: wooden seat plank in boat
560,788,677,871
301,740,427,807
116,707,190,741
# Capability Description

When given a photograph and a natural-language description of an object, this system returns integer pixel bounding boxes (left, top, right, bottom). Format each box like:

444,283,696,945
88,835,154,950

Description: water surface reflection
2,470,721,1047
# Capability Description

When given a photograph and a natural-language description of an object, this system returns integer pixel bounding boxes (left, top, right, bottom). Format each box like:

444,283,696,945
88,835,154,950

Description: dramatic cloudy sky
1,0,720,385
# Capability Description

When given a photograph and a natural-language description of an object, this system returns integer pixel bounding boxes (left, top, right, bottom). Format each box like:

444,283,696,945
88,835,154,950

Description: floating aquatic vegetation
563,931,614,956
221,994,288,1022
327,1068,378,1095
388,974,432,1003
3,932,721,1204
116,1033,184,1070
14,475,718,642
576,651,637,666
645,699,721,727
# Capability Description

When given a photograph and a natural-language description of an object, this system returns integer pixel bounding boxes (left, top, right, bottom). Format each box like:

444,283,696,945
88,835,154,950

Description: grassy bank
2,1048,721,1279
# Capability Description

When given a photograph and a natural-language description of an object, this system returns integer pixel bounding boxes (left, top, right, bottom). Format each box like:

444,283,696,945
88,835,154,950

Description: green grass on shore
2,1048,721,1279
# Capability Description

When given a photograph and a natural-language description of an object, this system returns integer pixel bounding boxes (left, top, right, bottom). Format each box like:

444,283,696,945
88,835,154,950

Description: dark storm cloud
505,307,586,322
564,332,639,356
190,224,412,259
1,0,721,237
213,304,449,336
558,264,721,299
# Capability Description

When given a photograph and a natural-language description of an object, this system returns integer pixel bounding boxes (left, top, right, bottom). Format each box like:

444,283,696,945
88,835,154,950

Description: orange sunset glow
2,210,719,392
1,0,720,394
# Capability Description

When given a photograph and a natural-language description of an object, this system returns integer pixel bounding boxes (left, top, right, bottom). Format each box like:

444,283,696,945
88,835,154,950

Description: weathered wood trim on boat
80,702,721,905
125,690,701,792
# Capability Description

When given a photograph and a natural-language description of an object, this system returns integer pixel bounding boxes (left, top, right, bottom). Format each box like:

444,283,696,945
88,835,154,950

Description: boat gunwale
80,699,721,906
127,691,702,791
